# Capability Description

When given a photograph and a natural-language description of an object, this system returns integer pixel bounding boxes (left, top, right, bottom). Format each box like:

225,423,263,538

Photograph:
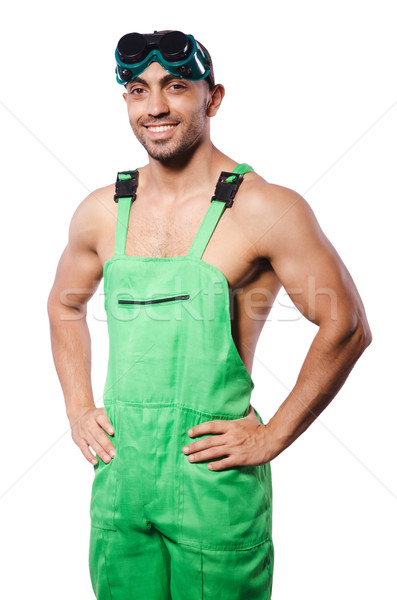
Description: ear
122,92,127,103
206,84,225,117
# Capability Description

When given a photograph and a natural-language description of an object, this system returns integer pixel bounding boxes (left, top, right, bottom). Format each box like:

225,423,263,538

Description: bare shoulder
47,182,117,308
237,171,314,225
69,182,116,253
235,171,326,261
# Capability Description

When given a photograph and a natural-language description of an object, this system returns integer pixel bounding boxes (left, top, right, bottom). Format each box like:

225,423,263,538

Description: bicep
48,195,104,313
254,187,364,335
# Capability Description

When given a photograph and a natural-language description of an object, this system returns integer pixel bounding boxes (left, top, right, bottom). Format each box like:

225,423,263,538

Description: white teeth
147,125,176,132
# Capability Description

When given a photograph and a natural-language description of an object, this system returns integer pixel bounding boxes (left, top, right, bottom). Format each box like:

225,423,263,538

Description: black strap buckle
210,171,244,208
114,170,139,203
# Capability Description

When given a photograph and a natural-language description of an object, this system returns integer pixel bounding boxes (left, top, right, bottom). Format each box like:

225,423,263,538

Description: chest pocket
117,293,190,306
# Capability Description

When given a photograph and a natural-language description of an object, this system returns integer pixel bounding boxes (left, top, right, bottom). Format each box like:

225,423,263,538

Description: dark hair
196,40,215,89
205,75,215,92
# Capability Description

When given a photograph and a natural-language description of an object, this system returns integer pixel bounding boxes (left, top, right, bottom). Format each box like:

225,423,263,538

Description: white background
0,1,395,598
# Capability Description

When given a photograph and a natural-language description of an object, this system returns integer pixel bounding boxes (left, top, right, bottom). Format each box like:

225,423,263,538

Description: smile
145,124,179,132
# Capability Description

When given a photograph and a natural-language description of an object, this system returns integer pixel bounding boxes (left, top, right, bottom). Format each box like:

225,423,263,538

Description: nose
147,88,170,118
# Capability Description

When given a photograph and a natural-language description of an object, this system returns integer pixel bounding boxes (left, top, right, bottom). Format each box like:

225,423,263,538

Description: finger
90,416,117,452
96,411,115,436
188,419,230,438
182,435,226,455
86,430,116,464
185,444,229,464
207,456,237,471
78,441,100,465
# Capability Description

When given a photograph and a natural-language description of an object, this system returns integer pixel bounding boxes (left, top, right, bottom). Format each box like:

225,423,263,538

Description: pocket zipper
118,294,190,306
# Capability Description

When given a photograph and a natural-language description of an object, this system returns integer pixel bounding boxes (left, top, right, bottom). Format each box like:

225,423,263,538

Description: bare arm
250,184,373,460
47,190,116,465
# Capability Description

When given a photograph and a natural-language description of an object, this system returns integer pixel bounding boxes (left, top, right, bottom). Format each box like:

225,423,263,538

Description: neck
142,138,227,203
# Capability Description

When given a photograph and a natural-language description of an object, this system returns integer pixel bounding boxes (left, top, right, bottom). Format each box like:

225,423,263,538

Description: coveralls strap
113,162,254,259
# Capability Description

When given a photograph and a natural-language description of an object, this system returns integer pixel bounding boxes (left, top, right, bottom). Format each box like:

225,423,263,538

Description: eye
170,83,186,91
129,87,145,95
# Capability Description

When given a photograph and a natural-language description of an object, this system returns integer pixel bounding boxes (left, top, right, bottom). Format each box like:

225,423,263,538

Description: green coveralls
89,163,274,599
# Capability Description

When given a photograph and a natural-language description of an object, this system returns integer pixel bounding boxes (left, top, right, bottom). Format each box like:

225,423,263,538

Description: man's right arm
47,190,116,466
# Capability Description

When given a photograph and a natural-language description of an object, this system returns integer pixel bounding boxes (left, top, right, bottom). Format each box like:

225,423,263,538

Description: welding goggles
115,30,214,86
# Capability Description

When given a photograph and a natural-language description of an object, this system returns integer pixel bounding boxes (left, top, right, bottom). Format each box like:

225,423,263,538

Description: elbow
353,308,373,351
353,324,372,353
343,318,373,355
363,329,373,354
47,289,63,321
47,289,86,323
362,323,373,349
47,290,56,320
325,312,372,355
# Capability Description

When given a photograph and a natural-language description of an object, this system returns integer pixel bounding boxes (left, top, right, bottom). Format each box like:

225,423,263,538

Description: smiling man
47,30,372,600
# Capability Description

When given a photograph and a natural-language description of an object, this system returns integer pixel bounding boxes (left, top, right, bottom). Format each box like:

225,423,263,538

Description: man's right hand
69,406,116,466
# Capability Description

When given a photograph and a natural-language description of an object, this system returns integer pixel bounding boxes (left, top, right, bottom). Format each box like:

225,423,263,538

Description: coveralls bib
89,164,274,599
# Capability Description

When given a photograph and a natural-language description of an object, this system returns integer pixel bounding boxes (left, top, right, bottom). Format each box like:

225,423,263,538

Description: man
47,30,372,599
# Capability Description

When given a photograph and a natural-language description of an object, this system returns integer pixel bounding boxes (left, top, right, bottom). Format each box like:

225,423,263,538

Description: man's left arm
250,184,373,461
182,184,372,468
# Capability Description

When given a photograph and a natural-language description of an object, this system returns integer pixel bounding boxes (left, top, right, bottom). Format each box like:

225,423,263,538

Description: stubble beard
130,99,208,162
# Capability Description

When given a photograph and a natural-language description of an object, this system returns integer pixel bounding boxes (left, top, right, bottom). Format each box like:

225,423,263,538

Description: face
122,62,217,162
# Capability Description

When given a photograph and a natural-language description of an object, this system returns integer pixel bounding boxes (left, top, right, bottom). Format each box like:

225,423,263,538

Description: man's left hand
182,404,276,470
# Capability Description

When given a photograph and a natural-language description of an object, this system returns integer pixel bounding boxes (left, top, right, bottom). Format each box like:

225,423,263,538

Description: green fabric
89,164,274,598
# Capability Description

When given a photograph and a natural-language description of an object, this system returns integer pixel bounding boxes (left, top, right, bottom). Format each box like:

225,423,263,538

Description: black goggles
115,30,214,87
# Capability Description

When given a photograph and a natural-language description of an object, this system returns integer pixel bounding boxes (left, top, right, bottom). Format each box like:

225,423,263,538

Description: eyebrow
126,73,187,88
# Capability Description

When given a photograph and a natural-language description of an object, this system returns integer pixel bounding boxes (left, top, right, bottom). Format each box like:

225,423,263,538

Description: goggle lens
158,31,191,63
117,32,147,63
